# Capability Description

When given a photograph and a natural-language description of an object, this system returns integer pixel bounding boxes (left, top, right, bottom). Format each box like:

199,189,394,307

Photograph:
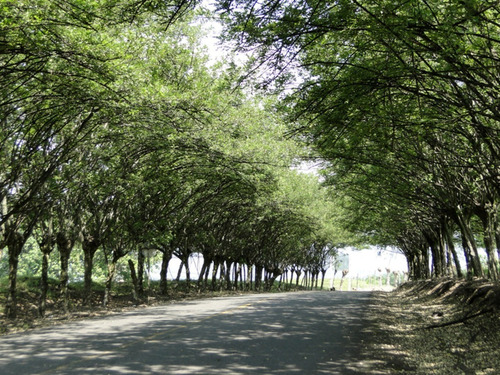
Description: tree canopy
0,0,344,318
217,0,500,280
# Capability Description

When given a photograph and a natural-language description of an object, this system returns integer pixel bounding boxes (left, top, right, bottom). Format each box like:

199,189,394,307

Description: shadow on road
0,291,413,374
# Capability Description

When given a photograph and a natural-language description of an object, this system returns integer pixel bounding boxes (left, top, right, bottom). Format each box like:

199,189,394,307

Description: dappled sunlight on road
0,292,410,374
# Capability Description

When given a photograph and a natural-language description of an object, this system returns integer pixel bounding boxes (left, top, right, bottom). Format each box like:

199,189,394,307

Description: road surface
0,291,376,374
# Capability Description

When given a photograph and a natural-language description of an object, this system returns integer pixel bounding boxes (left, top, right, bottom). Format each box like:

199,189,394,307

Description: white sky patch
197,0,249,67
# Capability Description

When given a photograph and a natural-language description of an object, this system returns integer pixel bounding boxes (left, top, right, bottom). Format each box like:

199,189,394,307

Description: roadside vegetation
362,279,500,374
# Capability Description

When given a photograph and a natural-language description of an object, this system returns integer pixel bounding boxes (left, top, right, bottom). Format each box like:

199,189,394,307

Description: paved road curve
0,291,375,374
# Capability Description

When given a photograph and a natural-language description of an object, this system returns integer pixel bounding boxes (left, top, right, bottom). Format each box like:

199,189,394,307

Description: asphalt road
0,291,376,374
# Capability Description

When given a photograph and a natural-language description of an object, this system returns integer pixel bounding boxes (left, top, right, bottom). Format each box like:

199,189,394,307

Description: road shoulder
357,281,500,374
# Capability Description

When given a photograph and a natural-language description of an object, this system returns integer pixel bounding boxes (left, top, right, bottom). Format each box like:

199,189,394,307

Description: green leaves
217,0,500,279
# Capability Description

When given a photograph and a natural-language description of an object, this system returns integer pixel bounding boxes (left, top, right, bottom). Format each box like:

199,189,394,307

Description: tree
217,0,500,280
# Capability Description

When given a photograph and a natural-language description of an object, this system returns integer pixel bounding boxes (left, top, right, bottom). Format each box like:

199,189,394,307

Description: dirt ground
363,279,500,374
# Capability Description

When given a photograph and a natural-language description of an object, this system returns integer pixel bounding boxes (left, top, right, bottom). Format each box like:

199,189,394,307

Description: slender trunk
37,230,54,317
476,207,500,280
443,220,463,278
225,261,233,290
255,265,263,291
39,250,50,317
103,253,119,307
5,231,24,319
59,249,70,313
235,263,242,291
57,232,75,314
455,210,483,277
247,264,253,290
159,247,173,295
176,261,183,282
6,246,20,319
128,260,139,303
198,260,209,290
185,257,191,290
218,262,226,291
426,230,444,278
320,269,326,290
240,264,244,289
82,238,100,306
204,262,210,286
137,249,145,297
83,250,94,305
211,260,219,291
438,227,453,277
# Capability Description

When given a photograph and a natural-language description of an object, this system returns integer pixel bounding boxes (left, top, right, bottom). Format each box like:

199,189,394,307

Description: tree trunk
211,260,220,291
225,261,233,290
4,231,24,319
185,257,191,290
103,253,120,307
218,262,226,291
255,265,263,291
38,238,54,317
128,259,139,303
175,261,184,282
476,207,500,280
247,264,253,290
137,249,145,297
204,262,210,285
82,237,100,306
426,230,445,278
295,269,301,287
197,259,209,291
235,263,242,290
159,247,173,295
57,232,75,314
37,226,55,317
455,210,483,277
443,220,463,278
320,269,327,290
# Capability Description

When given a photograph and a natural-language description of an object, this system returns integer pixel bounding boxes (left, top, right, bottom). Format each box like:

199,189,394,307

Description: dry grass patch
361,279,500,374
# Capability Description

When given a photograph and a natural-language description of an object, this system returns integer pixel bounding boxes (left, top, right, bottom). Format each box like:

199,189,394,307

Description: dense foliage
217,0,500,280
0,0,345,318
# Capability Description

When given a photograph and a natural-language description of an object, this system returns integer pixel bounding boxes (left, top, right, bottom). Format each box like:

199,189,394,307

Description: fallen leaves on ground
359,279,500,374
